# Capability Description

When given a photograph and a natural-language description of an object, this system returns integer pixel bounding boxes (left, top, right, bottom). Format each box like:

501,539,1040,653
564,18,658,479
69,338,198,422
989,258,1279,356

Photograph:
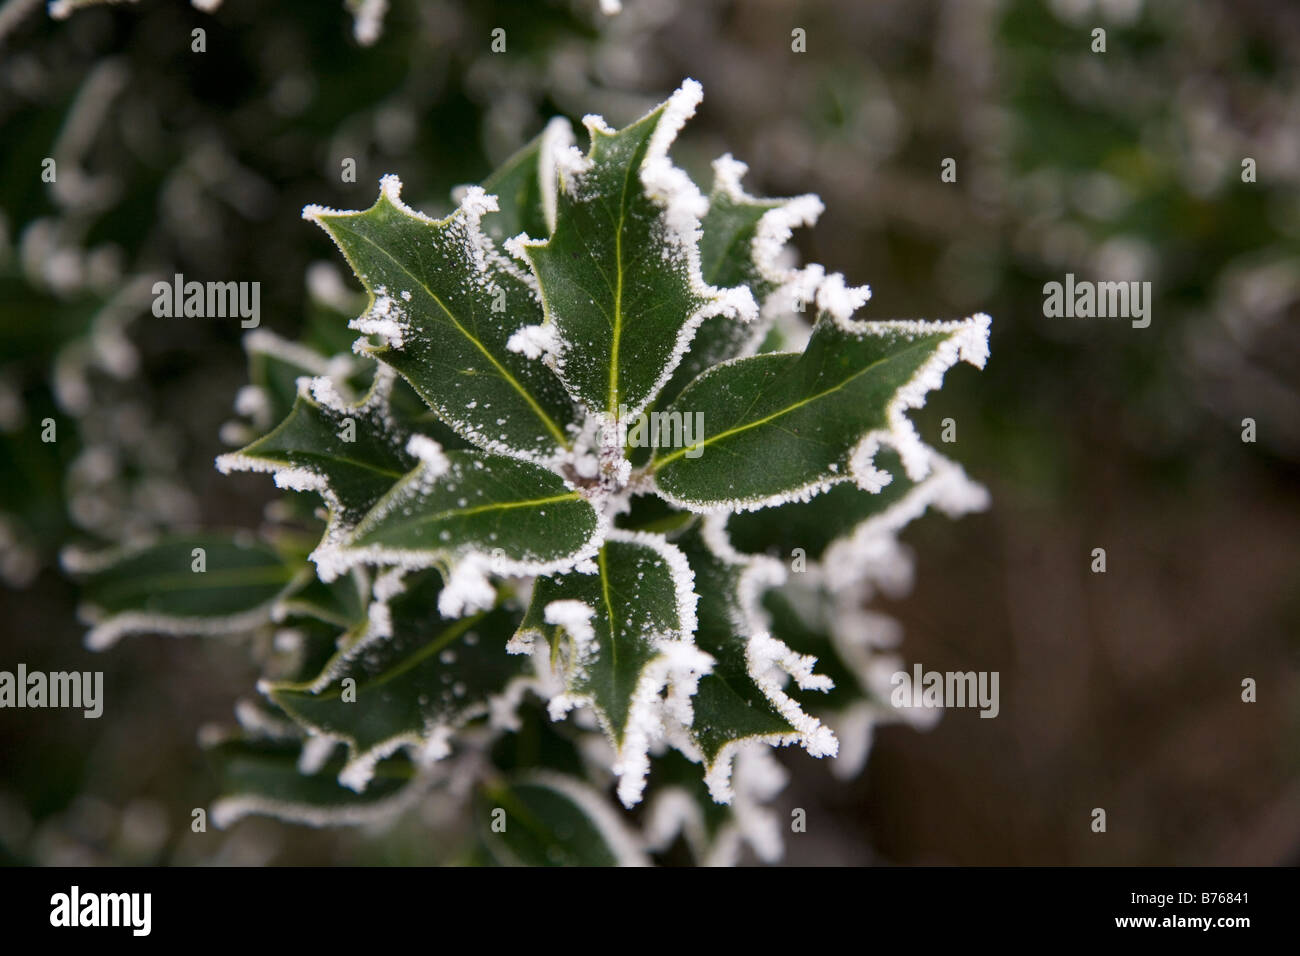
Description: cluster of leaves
67,80,990,864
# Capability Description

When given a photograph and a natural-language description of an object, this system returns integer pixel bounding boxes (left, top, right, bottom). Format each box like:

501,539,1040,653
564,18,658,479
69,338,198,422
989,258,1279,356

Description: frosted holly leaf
724,447,917,561
673,524,836,804
700,156,823,308
259,615,356,691
513,530,709,807
475,137,547,247
640,749,731,861
272,569,369,632
64,534,301,651
230,330,353,437
216,367,416,559
205,735,433,829
478,772,649,866
762,579,937,781
473,118,573,246
652,277,991,512
321,443,604,602
656,154,825,407
722,445,988,587
488,696,591,776
643,746,790,865
265,570,529,792
384,372,477,452
761,588,867,716
510,79,757,420
304,177,580,464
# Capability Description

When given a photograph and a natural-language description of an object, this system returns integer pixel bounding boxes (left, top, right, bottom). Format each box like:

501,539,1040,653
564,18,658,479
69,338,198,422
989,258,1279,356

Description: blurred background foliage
0,0,1296,864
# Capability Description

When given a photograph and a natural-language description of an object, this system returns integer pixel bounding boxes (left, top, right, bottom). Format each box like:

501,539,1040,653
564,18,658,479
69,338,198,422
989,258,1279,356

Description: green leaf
724,446,988,594
652,299,990,512
762,579,935,781
236,330,352,436
273,568,369,631
266,570,529,791
305,175,579,463
475,118,572,245
67,533,301,650
260,614,357,688
762,587,871,715
385,371,479,452
511,80,757,418
319,446,603,604
642,746,789,865
673,524,837,803
218,368,416,552
656,154,823,407
514,530,709,807
640,748,733,863
488,697,589,778
478,773,648,866
206,736,430,829
724,448,916,562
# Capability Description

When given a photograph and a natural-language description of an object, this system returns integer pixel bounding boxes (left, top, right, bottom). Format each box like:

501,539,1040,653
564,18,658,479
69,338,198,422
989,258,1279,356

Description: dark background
1,0,1297,864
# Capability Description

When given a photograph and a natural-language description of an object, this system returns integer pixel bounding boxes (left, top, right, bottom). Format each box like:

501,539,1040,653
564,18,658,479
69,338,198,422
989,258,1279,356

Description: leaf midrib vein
341,223,571,449
97,565,292,602
284,610,490,700
607,156,636,414
364,490,582,537
598,546,617,674
651,338,937,468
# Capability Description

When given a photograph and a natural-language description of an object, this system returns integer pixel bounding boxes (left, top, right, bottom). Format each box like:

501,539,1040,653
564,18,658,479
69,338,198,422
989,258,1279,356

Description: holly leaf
317,443,604,604
722,445,988,590
304,176,579,464
762,586,878,715
259,614,358,689
642,746,789,865
206,736,431,829
656,154,824,407
673,523,836,803
231,330,350,437
217,367,416,555
762,579,937,781
385,371,478,453
65,533,301,650
513,530,709,807
724,447,917,561
509,80,757,419
265,570,529,792
652,284,990,512
474,117,572,245
478,772,649,866
273,569,369,631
